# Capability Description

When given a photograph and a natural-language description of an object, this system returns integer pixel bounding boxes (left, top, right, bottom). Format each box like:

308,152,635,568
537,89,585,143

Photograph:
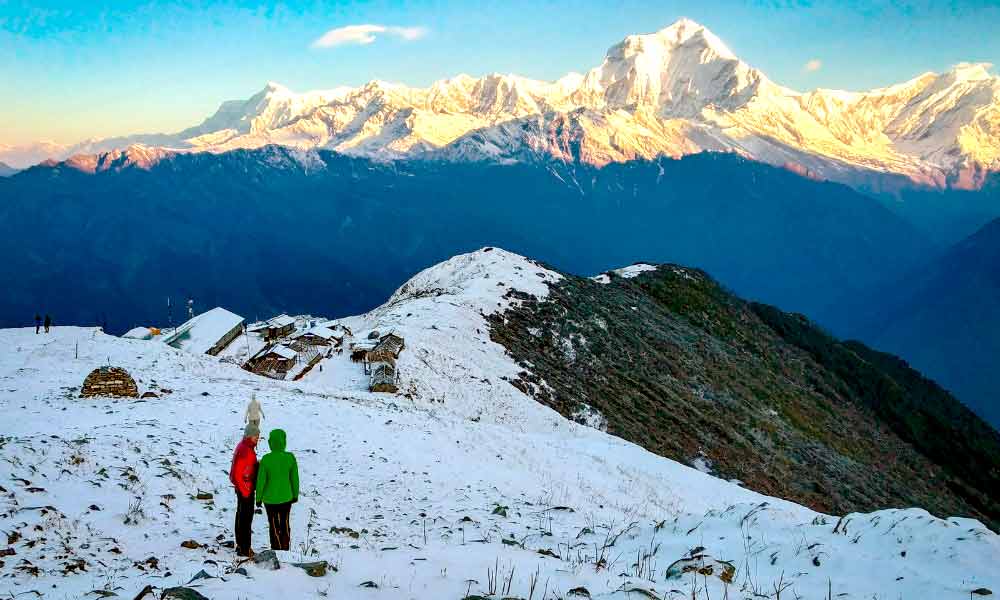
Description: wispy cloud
311,24,427,48
803,59,823,73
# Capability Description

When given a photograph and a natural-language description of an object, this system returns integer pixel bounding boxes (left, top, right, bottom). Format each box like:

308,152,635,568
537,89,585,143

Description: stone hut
80,367,139,398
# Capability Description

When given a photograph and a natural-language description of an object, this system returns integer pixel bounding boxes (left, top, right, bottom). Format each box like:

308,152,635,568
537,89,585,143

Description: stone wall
80,367,139,398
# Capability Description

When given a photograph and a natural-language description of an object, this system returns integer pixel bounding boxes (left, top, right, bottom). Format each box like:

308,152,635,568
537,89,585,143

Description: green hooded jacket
255,429,299,505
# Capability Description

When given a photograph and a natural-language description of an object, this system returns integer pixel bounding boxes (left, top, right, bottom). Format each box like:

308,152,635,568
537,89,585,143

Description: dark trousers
264,502,292,550
234,491,255,555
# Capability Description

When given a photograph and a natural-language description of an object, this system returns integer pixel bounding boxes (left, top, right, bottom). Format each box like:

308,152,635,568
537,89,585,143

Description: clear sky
2,0,998,146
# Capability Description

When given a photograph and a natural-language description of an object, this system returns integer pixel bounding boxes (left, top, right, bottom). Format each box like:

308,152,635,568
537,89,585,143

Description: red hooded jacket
229,437,258,498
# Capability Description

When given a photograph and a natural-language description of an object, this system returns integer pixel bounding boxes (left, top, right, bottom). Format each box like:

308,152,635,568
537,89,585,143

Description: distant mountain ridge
0,146,930,338
3,19,999,190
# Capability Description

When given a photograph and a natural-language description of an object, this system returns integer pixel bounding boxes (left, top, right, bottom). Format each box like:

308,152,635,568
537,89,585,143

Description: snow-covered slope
329,248,564,427
0,249,997,599
10,19,1000,189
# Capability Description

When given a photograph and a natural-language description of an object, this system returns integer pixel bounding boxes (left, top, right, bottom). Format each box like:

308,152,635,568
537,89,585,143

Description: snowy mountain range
3,19,999,189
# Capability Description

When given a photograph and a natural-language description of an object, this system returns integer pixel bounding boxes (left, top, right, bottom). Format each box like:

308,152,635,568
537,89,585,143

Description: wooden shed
374,332,405,358
246,344,298,377
369,362,398,393
350,341,377,363
270,315,296,338
249,314,296,341
363,349,396,374
294,326,337,347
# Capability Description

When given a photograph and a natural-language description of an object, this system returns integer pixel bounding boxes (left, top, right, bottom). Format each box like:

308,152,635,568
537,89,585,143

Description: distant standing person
34,314,41,334
43,314,51,333
255,429,299,551
229,422,260,557
245,394,264,428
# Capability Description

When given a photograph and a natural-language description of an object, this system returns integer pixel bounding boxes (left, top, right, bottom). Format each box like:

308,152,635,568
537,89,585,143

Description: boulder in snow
291,560,330,577
161,588,210,600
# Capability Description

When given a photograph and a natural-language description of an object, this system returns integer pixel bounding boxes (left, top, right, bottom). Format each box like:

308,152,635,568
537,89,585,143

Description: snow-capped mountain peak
631,18,738,62
948,61,996,83
575,18,781,116
181,81,353,141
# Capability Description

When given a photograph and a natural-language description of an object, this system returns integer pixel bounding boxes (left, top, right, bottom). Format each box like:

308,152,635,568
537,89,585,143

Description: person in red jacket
230,422,260,557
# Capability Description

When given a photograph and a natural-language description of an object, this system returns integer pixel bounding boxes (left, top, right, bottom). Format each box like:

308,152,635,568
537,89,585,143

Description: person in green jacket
255,429,299,550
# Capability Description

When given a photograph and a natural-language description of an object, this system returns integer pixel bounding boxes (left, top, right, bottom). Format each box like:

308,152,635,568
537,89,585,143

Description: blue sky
2,0,998,145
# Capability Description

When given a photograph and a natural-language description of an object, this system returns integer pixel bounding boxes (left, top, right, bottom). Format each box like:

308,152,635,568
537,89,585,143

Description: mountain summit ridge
3,19,999,188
